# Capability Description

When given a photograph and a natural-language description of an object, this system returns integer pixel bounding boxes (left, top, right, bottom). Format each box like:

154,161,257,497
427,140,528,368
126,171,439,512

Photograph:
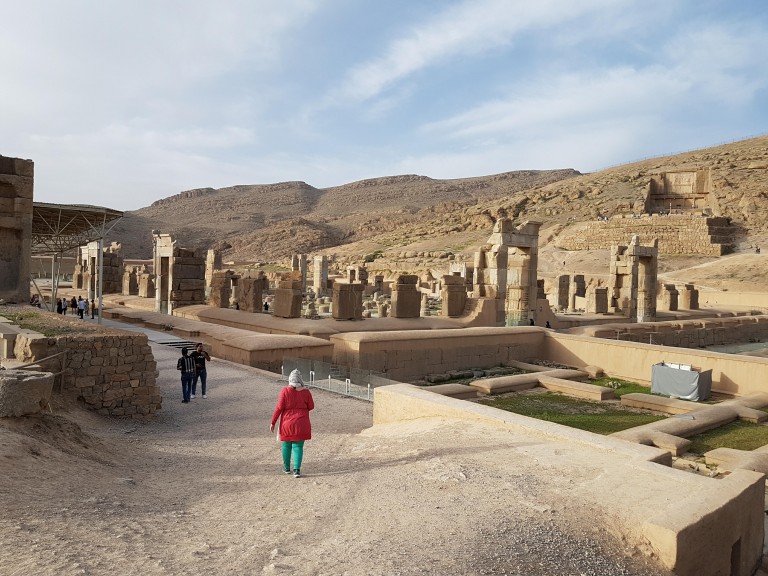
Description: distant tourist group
53,296,96,319
176,343,211,403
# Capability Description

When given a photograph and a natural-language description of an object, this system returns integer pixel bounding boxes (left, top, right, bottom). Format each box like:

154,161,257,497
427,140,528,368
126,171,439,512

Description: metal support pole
97,238,104,324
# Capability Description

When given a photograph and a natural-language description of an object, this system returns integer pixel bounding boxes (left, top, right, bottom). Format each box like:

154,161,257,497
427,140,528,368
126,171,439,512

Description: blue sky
2,0,767,211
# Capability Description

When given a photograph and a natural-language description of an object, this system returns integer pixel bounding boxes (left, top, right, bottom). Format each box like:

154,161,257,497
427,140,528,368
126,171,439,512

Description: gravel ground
0,342,672,576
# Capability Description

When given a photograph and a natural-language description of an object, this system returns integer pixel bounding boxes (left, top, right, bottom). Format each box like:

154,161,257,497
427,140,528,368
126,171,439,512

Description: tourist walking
176,347,196,403
90,299,96,319
190,343,211,399
270,370,314,478
61,297,68,315
77,296,86,319
56,298,63,314
69,296,77,315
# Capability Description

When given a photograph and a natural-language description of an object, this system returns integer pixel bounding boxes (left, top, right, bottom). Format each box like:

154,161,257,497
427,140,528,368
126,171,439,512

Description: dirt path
0,343,670,575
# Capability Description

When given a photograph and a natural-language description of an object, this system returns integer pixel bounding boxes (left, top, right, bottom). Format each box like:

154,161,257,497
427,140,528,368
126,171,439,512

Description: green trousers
281,440,305,472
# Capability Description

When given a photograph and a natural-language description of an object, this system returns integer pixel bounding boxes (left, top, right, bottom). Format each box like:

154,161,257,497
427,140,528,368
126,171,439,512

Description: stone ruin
645,168,713,214
313,255,329,297
472,218,541,326
273,272,303,318
332,280,364,320
0,155,32,304
441,274,467,317
390,275,421,319
210,270,236,308
153,233,205,313
608,235,658,322
137,265,156,299
554,274,586,312
205,249,223,299
238,271,269,313
122,266,139,295
73,241,124,297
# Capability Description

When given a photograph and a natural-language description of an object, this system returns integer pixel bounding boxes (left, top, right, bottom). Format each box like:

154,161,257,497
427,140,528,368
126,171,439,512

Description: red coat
271,386,314,441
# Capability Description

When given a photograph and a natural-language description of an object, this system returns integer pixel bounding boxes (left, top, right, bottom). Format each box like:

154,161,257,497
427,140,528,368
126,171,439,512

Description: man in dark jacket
190,343,211,399
176,347,196,403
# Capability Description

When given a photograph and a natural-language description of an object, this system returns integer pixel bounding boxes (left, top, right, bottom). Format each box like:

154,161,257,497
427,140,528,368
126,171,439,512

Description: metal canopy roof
31,202,123,255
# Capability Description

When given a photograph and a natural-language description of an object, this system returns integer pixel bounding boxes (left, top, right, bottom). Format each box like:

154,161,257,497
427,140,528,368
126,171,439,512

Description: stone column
313,255,328,297
390,275,421,318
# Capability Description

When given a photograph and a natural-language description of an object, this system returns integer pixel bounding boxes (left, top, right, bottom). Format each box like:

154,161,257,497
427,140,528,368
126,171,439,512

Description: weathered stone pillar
273,275,303,318
441,275,467,317
556,275,570,310
586,286,608,314
391,275,421,318
122,267,139,295
332,281,364,320
210,270,234,308
313,255,328,297
678,283,699,310
660,284,679,311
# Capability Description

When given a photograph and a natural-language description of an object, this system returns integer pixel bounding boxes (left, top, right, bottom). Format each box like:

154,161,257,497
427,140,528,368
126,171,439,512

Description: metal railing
281,357,394,402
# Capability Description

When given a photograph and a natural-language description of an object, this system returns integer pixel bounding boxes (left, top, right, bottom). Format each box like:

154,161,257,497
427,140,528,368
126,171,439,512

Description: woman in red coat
270,369,314,478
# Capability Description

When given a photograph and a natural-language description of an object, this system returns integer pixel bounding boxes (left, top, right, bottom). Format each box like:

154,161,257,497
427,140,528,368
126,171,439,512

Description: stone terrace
556,214,733,255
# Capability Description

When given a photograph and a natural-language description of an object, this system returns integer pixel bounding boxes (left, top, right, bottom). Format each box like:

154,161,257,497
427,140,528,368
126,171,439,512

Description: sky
2,1,768,211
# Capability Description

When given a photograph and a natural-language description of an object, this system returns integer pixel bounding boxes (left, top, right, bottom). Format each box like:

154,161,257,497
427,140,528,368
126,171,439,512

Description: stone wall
13,330,161,418
331,327,541,382
576,316,768,351
556,214,732,256
0,155,33,304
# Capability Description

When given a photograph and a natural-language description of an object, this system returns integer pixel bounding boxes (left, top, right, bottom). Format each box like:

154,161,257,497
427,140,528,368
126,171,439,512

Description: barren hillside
108,136,768,273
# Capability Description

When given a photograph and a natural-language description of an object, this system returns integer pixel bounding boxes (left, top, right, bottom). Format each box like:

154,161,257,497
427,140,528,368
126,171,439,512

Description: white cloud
335,0,630,103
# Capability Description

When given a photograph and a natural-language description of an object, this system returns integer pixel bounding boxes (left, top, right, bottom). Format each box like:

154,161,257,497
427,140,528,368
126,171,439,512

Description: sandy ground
0,340,676,576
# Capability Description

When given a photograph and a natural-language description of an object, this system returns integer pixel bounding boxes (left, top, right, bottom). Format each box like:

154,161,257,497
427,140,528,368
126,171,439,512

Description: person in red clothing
270,369,314,478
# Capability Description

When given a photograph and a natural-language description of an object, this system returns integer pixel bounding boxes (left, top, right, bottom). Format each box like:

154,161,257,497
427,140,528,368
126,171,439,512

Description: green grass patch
0,310,75,337
687,421,768,454
480,392,665,435
590,377,651,397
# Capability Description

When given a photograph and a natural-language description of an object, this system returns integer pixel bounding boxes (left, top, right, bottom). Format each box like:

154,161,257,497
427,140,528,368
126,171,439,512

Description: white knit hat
288,369,304,388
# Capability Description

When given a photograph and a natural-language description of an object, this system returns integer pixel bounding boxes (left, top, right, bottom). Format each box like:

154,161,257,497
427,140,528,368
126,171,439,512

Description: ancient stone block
332,281,364,320
391,275,421,319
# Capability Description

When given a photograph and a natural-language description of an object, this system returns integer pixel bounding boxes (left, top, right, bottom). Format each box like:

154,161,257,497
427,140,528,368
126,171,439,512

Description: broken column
678,283,699,310
209,270,235,308
441,274,467,317
273,273,303,318
390,275,421,318
660,284,679,311
239,272,269,312
122,267,139,295
332,281,364,320
313,255,328,297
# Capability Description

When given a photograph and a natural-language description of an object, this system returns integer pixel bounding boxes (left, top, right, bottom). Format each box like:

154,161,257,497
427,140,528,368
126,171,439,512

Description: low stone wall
13,331,161,418
573,315,768,348
331,326,543,382
555,215,732,255
206,333,333,372
542,331,768,397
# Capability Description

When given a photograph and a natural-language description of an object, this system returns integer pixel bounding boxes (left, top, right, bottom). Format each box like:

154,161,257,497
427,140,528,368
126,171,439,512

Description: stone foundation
556,214,733,255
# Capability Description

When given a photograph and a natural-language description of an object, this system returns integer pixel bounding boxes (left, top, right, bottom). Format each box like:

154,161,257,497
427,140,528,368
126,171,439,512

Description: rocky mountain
109,136,768,273
109,169,580,261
